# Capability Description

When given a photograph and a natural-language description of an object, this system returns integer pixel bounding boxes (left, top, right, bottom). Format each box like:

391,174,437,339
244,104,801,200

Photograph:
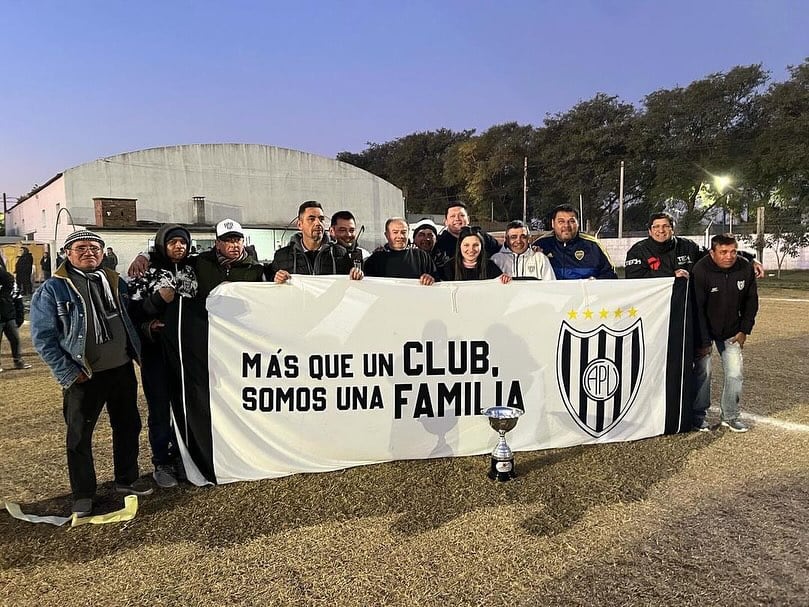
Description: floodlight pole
618,160,625,239
522,156,528,224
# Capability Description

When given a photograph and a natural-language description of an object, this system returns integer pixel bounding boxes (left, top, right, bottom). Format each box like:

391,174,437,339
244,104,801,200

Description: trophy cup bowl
483,406,524,482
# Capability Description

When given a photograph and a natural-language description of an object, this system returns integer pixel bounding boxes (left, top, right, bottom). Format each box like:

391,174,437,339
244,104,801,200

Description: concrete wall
5,178,68,242
7,144,404,251
63,144,403,249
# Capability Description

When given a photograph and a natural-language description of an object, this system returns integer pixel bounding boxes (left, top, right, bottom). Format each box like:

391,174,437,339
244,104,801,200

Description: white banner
206,276,682,484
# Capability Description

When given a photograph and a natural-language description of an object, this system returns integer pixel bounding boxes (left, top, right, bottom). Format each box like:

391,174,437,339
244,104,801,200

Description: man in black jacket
625,212,763,279
0,268,32,372
435,202,500,258
15,247,34,295
692,234,759,433
364,218,437,285
270,201,363,284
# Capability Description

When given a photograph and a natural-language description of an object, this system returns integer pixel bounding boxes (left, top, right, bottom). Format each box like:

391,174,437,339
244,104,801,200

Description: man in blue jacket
31,230,150,518
534,204,617,280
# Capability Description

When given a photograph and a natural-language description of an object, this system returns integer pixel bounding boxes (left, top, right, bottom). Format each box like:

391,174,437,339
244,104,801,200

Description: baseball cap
215,218,244,239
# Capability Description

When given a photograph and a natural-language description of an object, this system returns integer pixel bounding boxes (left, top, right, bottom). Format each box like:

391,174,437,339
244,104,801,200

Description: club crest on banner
556,319,645,437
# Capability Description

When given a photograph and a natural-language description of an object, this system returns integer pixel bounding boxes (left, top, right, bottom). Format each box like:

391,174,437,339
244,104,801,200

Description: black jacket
364,247,437,279
268,234,353,278
624,237,702,278
436,229,500,259
692,255,758,346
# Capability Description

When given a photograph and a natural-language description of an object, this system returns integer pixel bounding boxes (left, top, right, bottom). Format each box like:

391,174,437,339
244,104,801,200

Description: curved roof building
6,143,403,261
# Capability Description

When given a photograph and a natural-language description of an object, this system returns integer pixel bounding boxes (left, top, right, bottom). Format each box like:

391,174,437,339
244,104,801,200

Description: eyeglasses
70,245,103,254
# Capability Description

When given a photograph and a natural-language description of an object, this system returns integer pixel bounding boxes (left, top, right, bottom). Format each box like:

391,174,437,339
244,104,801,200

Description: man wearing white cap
195,218,265,297
30,229,149,518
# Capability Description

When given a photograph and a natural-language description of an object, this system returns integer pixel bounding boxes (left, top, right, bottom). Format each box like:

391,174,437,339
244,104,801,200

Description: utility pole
756,205,765,263
618,161,625,239
522,156,528,224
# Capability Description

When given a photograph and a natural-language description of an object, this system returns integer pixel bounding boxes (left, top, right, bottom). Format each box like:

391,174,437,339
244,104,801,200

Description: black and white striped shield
556,319,645,437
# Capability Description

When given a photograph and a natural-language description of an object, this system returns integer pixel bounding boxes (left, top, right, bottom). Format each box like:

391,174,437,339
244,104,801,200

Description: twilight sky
1,0,806,199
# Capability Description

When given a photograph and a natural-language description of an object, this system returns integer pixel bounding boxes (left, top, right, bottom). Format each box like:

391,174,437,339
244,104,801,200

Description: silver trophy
483,406,524,481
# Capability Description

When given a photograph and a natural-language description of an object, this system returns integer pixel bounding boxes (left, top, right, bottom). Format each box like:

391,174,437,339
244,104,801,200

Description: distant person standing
0,267,32,372
15,247,34,295
102,246,119,271
30,230,149,518
692,234,759,433
40,251,52,280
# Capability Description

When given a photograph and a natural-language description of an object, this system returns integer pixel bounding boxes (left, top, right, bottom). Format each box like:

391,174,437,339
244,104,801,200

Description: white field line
760,297,809,303
743,412,809,432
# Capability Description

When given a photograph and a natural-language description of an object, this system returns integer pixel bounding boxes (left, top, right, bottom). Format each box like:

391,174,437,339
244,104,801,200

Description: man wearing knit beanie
30,229,150,518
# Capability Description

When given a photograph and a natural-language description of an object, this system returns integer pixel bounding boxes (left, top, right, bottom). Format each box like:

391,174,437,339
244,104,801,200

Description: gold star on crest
614,307,623,318
584,309,594,320
567,309,578,319
628,307,638,317
599,308,609,319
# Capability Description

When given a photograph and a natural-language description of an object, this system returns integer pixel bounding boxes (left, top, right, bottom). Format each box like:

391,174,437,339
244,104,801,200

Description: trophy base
488,456,516,482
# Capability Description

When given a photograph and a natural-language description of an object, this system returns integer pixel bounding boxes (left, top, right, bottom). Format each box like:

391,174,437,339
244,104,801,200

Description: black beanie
164,227,189,245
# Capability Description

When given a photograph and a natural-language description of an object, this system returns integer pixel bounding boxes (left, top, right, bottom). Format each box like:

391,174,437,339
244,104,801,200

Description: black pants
141,340,178,466
62,362,141,499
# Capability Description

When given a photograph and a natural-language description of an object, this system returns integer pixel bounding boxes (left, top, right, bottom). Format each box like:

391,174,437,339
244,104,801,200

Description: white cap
215,218,244,239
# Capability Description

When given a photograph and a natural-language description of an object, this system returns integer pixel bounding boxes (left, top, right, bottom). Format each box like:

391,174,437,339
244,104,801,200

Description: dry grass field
1,279,807,606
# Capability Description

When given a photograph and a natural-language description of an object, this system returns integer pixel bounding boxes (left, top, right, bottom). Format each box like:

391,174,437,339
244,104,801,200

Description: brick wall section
94,198,137,227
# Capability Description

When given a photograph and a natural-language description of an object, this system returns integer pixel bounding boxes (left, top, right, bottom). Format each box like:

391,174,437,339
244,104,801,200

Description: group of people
28,200,760,517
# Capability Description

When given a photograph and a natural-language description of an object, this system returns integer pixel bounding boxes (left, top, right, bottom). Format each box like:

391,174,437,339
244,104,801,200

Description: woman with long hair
444,226,511,283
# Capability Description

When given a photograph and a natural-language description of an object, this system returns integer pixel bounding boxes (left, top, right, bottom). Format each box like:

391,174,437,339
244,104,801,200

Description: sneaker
693,419,712,432
153,464,178,488
114,478,154,496
72,498,93,518
721,419,749,433
13,361,32,370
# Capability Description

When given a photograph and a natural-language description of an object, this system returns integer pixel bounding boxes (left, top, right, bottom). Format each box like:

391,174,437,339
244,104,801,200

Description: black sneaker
114,478,154,496
13,361,32,370
72,498,93,518
693,419,711,432
721,419,749,433
153,464,178,488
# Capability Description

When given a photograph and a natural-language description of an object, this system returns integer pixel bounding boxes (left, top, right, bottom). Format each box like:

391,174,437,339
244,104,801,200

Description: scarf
71,267,119,344
216,249,247,268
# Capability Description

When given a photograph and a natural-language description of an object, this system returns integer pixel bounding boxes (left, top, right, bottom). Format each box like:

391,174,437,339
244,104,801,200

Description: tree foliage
443,122,534,222
338,60,809,244
337,129,473,215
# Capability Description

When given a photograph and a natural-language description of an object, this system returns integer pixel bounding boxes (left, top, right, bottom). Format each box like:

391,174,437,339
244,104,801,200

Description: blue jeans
694,339,744,422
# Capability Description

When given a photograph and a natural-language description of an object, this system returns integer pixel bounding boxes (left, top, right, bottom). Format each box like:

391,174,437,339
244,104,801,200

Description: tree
337,129,474,215
532,93,640,232
635,65,769,231
443,122,535,222
741,203,809,278
749,58,809,212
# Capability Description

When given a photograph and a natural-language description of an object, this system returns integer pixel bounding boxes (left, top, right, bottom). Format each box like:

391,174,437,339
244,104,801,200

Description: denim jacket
30,263,141,388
